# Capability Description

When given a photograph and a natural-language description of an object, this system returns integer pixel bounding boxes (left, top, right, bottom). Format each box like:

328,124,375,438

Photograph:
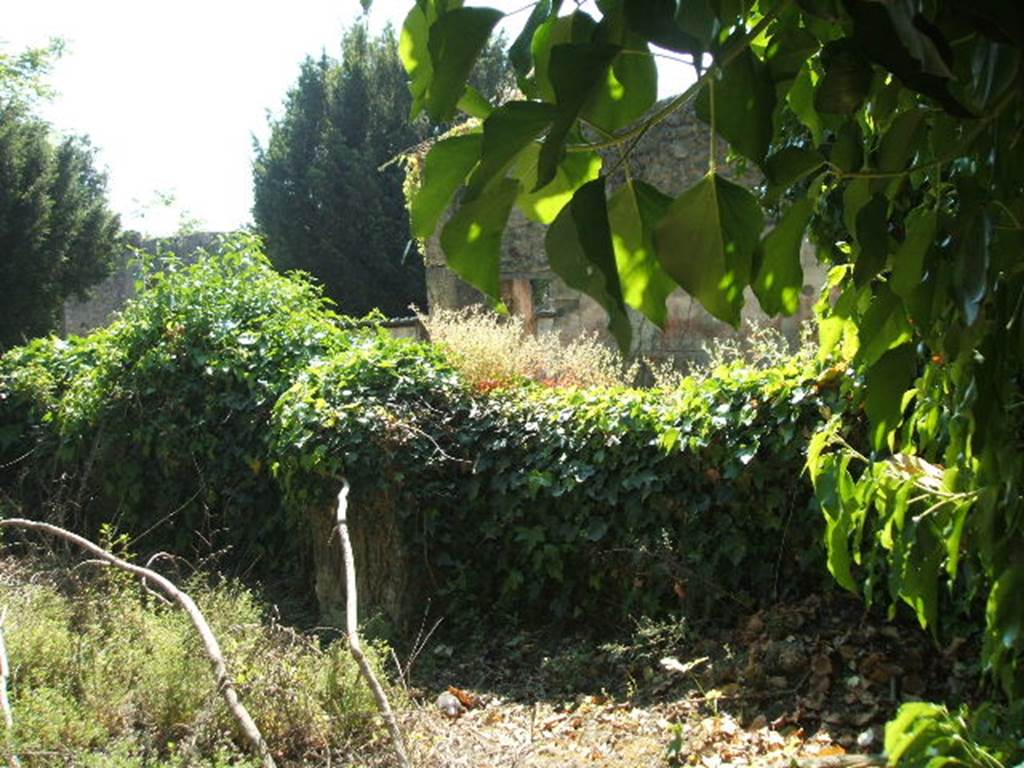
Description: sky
5,1,695,237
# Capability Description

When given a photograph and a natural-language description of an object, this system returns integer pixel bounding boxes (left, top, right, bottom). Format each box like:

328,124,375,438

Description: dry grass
418,307,638,389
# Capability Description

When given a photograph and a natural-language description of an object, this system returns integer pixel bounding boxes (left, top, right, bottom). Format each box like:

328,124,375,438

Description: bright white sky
5,1,694,237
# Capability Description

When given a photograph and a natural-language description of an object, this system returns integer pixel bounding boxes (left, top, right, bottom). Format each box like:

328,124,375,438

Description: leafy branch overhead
400,0,1024,741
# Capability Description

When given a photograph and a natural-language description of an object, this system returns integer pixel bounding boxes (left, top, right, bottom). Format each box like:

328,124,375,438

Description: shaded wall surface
424,102,826,365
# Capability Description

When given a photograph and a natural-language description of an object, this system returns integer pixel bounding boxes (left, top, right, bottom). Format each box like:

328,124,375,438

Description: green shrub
0,557,392,767
0,235,354,578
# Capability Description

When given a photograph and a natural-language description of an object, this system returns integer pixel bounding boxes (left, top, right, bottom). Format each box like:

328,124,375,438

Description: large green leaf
766,27,820,83
537,42,620,190
891,206,937,301
696,48,776,165
654,173,764,326
608,180,677,328
787,63,824,145
439,177,519,300
878,108,927,173
410,133,482,239
844,0,970,117
508,0,562,77
814,39,873,115
853,193,889,286
582,34,658,133
531,12,598,103
426,7,504,121
855,285,913,367
623,0,715,55
545,178,632,350
511,143,602,224
400,3,435,118
864,343,917,452
955,209,993,326
465,101,556,201
753,198,812,316
764,146,824,190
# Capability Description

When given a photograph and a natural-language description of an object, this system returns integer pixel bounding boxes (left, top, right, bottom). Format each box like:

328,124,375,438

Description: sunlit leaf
512,143,601,224
439,177,519,300
545,178,632,350
426,7,504,121
654,173,763,327
465,101,556,200
410,134,482,239
864,344,916,452
608,180,677,328
753,198,812,316
696,48,776,165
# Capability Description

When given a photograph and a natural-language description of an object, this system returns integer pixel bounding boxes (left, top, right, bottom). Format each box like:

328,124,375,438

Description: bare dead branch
0,518,276,768
333,481,411,768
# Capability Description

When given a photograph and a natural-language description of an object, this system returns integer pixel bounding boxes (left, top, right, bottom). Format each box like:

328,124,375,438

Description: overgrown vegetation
417,305,638,388
0,550,394,767
398,0,1024,759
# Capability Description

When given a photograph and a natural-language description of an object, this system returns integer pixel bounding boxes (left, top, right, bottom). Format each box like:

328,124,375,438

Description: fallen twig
0,518,276,768
333,480,411,768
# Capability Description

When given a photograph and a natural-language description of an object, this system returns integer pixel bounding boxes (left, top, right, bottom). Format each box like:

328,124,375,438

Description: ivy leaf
814,39,873,115
426,7,504,122
512,144,602,224
546,178,632,350
623,0,715,55
509,0,562,77
891,206,937,301
853,194,889,286
753,199,812,316
410,133,482,239
696,48,776,165
654,173,763,327
538,42,620,190
855,285,913,367
465,101,556,201
864,344,916,452
582,35,658,133
440,177,519,301
608,180,677,328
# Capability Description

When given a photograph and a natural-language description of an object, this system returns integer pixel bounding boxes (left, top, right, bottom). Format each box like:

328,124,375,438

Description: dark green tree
0,43,121,348
252,22,511,317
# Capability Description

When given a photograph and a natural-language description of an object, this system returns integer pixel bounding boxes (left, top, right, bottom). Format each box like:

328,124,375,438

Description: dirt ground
393,591,980,767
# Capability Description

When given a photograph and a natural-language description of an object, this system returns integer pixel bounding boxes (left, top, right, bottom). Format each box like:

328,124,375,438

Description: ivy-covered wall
3,245,840,633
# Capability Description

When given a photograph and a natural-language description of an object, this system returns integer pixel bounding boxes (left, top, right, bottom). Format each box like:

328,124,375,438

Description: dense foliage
0,42,121,348
0,238,348,575
252,22,512,317
1,244,834,627
397,0,1024,755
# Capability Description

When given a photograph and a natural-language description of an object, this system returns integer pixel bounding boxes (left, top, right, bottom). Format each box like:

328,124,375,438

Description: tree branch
0,519,276,768
333,480,411,768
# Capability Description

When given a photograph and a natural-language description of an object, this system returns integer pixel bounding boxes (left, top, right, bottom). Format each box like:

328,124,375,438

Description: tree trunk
310,487,424,635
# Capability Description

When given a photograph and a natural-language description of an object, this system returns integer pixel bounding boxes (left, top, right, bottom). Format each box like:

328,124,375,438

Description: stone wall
423,102,826,365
